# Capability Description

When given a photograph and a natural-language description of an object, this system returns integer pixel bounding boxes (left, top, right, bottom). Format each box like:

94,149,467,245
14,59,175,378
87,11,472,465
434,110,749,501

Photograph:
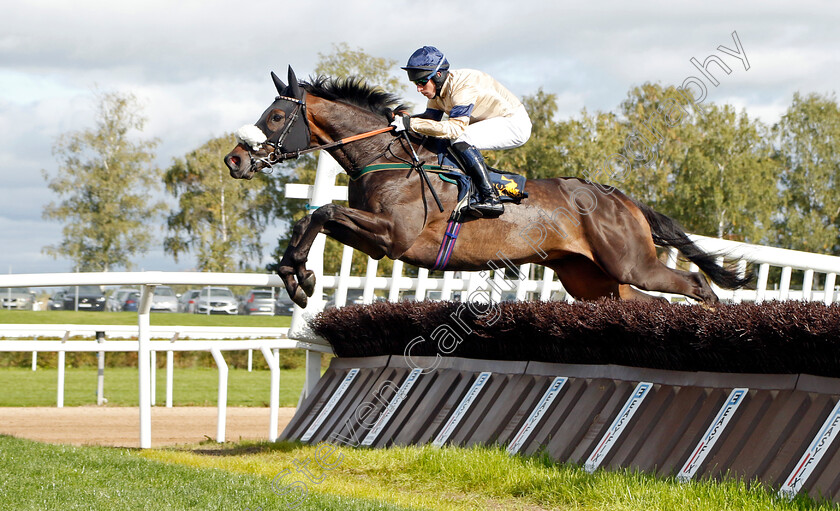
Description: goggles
409,52,445,87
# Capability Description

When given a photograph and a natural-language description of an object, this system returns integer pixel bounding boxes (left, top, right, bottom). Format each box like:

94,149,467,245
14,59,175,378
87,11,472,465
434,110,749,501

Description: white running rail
0,272,328,448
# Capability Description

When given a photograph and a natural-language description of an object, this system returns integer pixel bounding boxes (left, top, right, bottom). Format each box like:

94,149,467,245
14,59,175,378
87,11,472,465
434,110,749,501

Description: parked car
0,287,36,310
151,286,178,313
62,286,106,311
325,289,366,309
177,289,201,313
274,293,296,316
239,289,275,315
195,287,238,315
106,287,137,312
121,291,141,312
47,290,65,310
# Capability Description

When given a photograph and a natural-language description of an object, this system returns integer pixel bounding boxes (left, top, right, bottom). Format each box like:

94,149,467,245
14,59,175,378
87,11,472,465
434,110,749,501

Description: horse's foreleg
276,215,316,305
279,204,407,308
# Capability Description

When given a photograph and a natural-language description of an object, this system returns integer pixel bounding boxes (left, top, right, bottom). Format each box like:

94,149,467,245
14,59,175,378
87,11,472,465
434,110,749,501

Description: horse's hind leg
613,249,719,303
587,222,719,303
547,256,666,302
617,284,669,302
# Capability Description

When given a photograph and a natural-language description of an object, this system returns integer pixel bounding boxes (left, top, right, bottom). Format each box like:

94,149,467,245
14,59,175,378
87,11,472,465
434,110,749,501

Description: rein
267,125,396,163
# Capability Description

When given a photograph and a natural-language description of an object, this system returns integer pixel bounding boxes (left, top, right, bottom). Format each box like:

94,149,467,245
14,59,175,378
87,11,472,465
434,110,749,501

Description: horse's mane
302,76,410,119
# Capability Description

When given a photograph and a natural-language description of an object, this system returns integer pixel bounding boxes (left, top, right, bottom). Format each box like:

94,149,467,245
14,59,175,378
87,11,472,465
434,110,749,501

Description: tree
616,82,693,208
615,83,779,242
164,134,276,272
315,42,408,98
487,89,627,184
42,91,162,271
669,104,779,242
774,92,840,253
496,81,780,244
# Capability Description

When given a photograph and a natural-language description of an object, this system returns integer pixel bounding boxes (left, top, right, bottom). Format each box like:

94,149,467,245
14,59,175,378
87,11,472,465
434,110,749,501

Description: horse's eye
272,113,284,122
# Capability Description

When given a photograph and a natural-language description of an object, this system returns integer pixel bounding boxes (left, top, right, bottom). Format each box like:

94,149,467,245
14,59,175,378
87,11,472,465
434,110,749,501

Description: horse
224,67,750,309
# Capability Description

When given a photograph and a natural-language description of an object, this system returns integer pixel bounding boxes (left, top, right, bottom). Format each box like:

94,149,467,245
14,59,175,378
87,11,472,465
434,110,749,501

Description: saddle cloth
436,151,528,203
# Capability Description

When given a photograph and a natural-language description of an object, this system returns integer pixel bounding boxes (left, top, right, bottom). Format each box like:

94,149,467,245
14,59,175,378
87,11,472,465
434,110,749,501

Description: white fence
0,272,328,448
3,152,840,448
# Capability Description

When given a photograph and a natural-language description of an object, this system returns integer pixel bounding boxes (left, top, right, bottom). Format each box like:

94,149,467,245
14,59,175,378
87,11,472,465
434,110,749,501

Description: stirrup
468,196,504,218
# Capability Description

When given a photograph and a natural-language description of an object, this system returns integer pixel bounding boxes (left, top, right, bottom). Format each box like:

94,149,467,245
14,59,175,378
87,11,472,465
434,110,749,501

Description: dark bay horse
224,67,750,308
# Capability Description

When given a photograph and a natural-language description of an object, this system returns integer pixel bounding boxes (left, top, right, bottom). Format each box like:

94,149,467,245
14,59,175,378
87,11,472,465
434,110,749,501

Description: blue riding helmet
401,46,449,92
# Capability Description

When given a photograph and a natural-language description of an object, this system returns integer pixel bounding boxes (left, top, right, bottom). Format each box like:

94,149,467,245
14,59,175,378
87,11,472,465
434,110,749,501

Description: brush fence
282,355,840,504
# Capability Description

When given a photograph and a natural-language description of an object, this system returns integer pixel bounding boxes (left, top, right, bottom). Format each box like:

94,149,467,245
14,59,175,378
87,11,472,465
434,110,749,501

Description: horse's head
225,66,312,179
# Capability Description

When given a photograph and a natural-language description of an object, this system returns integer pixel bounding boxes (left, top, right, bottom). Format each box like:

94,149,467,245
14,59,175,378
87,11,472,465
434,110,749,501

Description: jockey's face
416,72,439,99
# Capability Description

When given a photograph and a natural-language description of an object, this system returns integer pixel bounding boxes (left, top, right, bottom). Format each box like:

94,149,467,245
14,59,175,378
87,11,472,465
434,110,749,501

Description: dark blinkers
257,66,311,159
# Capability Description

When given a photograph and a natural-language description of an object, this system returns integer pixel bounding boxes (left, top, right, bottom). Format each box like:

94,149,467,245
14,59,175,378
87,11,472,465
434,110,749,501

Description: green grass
142,442,840,511
0,309,292,328
0,367,305,407
2,435,837,510
0,435,418,511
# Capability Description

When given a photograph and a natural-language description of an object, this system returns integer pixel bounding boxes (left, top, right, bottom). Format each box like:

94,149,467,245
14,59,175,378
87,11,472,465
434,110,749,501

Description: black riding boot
451,142,504,218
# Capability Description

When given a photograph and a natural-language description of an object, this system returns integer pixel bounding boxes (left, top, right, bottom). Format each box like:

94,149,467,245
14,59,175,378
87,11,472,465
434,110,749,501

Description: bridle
246,90,396,174
245,86,444,212
248,92,310,170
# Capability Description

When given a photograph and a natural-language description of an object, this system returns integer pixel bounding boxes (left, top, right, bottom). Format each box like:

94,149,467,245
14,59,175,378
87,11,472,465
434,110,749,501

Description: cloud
0,216,66,273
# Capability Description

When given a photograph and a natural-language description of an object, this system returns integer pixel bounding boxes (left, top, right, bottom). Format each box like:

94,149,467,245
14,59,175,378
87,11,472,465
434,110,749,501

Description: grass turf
142,441,839,511
0,309,292,328
0,435,417,511
0,367,305,407
1,434,837,510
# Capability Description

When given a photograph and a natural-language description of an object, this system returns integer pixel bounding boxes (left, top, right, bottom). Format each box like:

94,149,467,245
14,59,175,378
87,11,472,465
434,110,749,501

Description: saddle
435,150,528,221
427,161,527,270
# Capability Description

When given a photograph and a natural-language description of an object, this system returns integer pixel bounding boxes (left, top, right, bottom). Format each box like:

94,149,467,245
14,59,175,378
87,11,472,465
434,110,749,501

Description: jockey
392,45,532,218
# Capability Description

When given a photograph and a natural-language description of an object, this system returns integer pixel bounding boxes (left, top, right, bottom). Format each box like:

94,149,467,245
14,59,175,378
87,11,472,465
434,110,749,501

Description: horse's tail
629,198,753,289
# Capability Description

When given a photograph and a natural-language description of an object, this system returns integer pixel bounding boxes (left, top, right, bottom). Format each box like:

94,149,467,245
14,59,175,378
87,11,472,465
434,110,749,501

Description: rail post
210,348,228,443
260,345,280,441
288,151,339,399
826,273,837,304
166,350,174,408
138,284,157,449
150,350,157,406
96,331,105,406
56,350,65,408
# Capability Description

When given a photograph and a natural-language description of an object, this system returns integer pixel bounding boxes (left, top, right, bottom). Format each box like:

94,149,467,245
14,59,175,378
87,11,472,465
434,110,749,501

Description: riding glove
390,114,411,133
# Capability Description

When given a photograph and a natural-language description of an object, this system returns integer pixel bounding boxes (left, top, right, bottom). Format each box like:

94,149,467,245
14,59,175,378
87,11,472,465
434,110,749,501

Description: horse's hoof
292,287,308,309
300,271,316,297
276,264,294,279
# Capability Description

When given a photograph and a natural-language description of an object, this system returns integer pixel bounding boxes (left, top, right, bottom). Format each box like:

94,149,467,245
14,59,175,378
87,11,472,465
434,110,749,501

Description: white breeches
455,105,532,151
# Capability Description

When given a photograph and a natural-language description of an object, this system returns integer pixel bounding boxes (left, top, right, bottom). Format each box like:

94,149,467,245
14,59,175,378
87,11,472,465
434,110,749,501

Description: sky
1,0,837,275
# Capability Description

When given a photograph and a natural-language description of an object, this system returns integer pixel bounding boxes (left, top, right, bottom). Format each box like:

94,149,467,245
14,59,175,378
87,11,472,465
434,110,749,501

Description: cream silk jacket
408,68,524,140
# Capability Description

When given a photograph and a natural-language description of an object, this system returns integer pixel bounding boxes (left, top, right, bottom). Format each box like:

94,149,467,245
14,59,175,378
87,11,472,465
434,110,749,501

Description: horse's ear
287,66,301,98
271,71,286,95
